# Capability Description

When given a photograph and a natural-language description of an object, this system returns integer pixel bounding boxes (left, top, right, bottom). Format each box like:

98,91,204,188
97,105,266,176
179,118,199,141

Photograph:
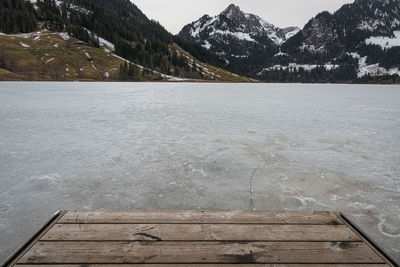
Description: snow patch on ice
378,214,400,238
28,173,60,184
294,196,328,209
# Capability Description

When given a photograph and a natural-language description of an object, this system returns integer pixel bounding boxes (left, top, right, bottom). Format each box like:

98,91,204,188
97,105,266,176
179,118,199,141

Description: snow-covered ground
19,42,30,48
349,52,400,77
0,83,399,263
365,31,400,49
259,63,339,74
210,30,256,42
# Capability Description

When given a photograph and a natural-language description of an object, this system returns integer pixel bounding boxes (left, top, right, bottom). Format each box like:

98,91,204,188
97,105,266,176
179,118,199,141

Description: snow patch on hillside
365,31,400,49
59,32,70,41
185,6,299,47
111,54,188,81
98,37,115,51
19,42,30,48
202,40,212,50
85,30,115,51
258,63,339,74
273,50,288,57
55,0,92,15
358,56,400,77
285,28,301,39
349,52,400,77
190,16,219,38
211,30,256,42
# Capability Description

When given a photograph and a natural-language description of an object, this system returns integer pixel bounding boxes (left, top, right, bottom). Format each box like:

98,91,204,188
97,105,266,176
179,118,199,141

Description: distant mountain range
179,0,400,83
0,0,399,83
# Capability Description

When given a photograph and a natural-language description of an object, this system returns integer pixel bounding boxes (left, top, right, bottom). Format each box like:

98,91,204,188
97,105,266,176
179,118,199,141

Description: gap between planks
58,210,344,225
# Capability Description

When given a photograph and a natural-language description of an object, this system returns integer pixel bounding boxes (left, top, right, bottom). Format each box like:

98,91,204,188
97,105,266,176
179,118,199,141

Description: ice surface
0,82,399,263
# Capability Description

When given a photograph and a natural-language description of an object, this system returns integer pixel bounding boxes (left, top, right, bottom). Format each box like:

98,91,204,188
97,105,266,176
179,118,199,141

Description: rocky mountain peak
177,4,300,69
222,4,242,16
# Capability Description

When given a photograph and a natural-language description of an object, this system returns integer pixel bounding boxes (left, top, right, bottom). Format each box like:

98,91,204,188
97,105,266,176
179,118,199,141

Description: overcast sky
132,0,354,34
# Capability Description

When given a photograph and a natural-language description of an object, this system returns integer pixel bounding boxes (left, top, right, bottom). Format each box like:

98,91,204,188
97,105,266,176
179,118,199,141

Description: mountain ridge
178,0,400,82
178,3,300,74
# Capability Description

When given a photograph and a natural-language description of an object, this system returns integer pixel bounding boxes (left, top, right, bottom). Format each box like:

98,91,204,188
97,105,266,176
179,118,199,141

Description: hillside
0,30,250,82
172,44,254,82
0,0,250,82
0,31,123,80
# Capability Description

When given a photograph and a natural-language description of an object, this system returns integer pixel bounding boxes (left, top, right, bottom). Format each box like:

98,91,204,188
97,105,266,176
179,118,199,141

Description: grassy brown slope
0,31,124,81
173,44,257,82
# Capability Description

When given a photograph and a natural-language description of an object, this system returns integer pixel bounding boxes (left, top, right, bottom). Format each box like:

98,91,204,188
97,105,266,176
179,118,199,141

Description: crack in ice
249,160,266,211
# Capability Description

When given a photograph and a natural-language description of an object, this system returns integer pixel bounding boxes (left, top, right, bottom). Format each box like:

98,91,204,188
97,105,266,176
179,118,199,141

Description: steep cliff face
300,12,338,53
287,0,400,55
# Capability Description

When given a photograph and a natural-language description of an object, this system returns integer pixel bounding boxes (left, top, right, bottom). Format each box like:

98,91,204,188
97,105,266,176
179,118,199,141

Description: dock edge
334,211,399,267
1,210,67,267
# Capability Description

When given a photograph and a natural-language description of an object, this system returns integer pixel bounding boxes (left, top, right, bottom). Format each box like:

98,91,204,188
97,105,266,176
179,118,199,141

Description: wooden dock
3,210,397,266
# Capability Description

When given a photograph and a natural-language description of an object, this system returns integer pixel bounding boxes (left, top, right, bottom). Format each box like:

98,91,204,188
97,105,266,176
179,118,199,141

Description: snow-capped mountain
178,0,400,81
285,0,400,55
178,4,300,68
279,0,400,80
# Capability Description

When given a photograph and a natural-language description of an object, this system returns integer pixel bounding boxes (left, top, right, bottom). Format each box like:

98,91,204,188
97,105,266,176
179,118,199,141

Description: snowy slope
365,31,400,49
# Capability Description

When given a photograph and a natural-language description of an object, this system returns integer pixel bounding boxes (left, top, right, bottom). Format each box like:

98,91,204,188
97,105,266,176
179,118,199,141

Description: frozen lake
0,82,399,263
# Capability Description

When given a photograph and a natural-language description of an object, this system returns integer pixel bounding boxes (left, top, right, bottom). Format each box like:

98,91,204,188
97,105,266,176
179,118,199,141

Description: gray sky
133,0,354,34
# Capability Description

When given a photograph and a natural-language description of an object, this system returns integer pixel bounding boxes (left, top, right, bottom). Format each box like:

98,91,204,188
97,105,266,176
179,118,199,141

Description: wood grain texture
15,264,390,267
18,241,385,264
12,210,392,266
41,223,360,241
59,210,343,225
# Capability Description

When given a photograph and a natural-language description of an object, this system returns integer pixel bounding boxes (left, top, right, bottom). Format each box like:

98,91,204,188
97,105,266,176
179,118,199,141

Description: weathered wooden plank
15,264,390,267
18,241,384,264
41,223,360,241
59,210,343,225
